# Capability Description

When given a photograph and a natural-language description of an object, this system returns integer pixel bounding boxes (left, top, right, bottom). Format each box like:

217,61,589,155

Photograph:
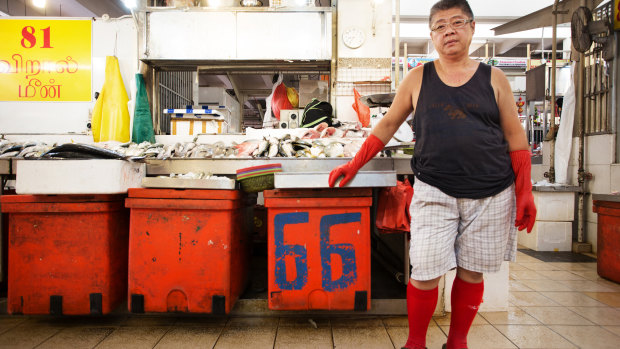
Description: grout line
542,322,585,348
0,316,28,336
329,318,335,349
150,325,174,349
91,327,117,349
31,327,64,349
271,317,281,349
210,317,230,349
480,313,522,349
380,317,397,349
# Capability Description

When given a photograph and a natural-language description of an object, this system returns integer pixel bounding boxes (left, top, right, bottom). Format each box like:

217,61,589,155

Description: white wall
535,134,618,253
0,16,138,135
338,0,392,59
336,0,392,123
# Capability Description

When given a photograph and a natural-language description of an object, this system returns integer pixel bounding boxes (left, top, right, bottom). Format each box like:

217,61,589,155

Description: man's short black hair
429,0,474,26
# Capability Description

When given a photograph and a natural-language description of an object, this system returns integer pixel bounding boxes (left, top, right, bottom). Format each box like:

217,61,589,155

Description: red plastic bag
375,178,414,233
271,82,293,120
352,88,371,127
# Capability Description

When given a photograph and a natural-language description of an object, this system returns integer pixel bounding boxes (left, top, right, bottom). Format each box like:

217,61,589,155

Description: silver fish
267,137,279,157
279,141,294,157
253,138,269,157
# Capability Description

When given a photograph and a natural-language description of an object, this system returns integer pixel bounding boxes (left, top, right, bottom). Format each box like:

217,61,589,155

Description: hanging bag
301,98,333,128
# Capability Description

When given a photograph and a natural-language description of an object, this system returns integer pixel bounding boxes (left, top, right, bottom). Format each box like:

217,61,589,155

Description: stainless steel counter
146,157,414,176
532,185,582,192
592,194,620,203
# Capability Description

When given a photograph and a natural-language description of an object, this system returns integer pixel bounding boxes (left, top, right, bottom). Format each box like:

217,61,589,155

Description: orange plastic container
1,194,129,315
125,188,250,314
264,188,372,311
593,199,620,283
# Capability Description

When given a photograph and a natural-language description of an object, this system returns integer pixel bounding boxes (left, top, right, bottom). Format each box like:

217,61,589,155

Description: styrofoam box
518,221,573,251
533,191,575,221
444,261,509,312
16,160,145,195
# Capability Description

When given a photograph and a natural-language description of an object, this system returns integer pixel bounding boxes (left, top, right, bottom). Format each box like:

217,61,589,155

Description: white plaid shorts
409,178,517,281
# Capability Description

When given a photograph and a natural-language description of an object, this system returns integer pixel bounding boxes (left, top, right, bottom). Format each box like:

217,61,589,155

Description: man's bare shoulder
407,64,425,82
490,65,509,81
401,64,425,91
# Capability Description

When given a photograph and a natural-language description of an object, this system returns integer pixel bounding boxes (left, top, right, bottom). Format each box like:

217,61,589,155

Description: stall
0,0,512,317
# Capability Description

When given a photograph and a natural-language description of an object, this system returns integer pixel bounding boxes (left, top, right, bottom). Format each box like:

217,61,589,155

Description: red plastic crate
264,188,372,311
593,200,620,283
1,194,129,315
126,188,250,314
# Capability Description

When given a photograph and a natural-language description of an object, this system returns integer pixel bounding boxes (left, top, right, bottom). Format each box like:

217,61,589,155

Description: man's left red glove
329,134,385,187
510,150,537,233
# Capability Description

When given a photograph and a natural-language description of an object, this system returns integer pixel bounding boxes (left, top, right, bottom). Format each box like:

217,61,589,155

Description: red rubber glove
328,134,385,187
510,150,537,233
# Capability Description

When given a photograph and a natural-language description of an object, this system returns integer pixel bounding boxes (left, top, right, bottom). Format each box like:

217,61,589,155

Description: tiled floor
1,250,619,348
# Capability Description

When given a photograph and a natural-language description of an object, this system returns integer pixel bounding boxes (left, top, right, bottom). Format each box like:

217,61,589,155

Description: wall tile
586,134,614,165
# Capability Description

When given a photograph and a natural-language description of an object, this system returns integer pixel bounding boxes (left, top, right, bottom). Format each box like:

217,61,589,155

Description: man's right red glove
510,150,537,233
328,134,385,187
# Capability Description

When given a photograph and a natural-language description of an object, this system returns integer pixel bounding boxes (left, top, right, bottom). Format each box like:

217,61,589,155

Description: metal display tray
142,177,236,190
274,171,397,189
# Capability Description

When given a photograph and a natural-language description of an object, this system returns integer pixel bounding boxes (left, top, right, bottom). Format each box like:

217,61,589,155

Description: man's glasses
431,18,473,33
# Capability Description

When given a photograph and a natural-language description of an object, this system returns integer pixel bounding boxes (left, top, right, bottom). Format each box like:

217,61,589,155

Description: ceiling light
122,0,137,9
32,0,46,9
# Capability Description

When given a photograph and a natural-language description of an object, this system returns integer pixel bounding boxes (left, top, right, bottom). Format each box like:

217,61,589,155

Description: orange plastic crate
1,194,129,315
126,188,250,314
593,200,620,283
264,188,372,311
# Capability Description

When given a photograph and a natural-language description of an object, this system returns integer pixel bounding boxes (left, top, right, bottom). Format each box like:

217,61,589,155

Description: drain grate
518,249,597,263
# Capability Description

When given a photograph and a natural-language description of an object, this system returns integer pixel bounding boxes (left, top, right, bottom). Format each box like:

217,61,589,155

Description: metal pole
577,52,586,244
331,0,338,117
395,0,400,88
548,0,559,183
527,43,531,70
403,43,408,76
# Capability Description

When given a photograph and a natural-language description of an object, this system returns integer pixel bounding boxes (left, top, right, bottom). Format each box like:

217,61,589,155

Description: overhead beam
495,39,524,55
492,0,604,36
74,0,129,18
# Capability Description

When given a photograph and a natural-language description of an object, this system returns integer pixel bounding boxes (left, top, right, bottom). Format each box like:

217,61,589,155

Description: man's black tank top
411,61,514,199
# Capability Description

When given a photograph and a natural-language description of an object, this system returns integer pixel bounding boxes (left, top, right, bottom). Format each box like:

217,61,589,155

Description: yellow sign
615,0,620,31
0,19,91,102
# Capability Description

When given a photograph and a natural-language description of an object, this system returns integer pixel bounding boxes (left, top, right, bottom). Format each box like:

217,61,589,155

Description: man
328,1,536,348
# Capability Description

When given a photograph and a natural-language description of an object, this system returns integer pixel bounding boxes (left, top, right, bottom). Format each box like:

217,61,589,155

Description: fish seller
328,1,537,348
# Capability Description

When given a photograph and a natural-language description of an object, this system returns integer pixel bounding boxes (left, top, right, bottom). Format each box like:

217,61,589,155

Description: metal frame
134,3,337,134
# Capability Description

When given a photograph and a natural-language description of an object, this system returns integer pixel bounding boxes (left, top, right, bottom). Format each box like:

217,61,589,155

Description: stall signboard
0,19,91,102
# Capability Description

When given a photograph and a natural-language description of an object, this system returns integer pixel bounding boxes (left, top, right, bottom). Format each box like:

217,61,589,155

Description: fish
295,149,311,157
235,140,260,158
314,122,329,132
0,151,19,158
301,129,321,139
320,127,337,138
41,143,125,159
0,144,24,155
17,144,50,158
310,142,325,158
42,151,105,159
267,137,279,157
292,138,312,151
252,138,268,157
324,142,345,157
279,141,294,157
